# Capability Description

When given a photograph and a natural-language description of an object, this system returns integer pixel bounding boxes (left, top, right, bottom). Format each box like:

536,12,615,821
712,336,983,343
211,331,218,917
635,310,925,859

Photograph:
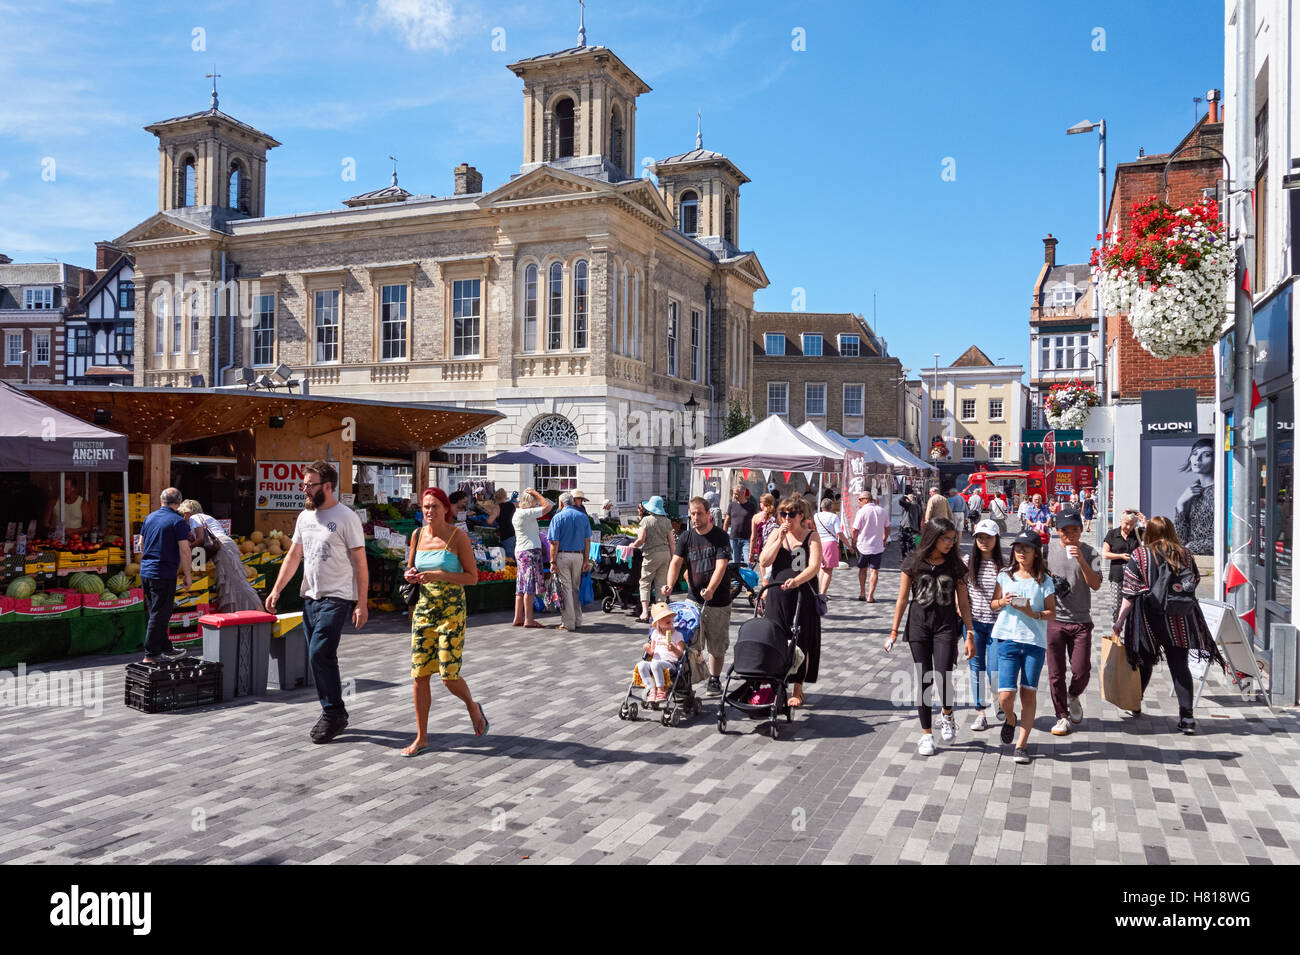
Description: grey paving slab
2,522,1298,863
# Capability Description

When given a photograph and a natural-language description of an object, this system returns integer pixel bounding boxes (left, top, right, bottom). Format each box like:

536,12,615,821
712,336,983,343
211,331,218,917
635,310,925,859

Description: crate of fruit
81,588,145,612
10,590,83,618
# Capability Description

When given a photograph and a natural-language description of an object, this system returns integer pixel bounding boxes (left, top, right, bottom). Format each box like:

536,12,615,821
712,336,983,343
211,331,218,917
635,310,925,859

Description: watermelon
106,573,130,595
68,572,89,588
5,576,36,599
73,574,106,595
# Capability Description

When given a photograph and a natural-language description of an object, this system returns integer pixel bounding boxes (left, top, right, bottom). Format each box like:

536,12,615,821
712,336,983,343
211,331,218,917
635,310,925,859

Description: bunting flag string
741,468,751,480
1224,561,1248,592
782,471,792,483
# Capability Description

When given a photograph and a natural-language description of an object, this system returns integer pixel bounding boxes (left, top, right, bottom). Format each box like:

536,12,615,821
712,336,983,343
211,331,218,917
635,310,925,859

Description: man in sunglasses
267,459,368,744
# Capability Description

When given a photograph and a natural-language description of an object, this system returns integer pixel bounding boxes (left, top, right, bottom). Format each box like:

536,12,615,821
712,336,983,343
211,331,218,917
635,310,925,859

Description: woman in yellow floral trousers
401,487,485,757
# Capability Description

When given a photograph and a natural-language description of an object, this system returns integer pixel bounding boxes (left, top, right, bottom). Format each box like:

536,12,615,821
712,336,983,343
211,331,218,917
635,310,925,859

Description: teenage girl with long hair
989,530,1056,764
965,519,1007,731
887,517,973,756
1113,515,1225,733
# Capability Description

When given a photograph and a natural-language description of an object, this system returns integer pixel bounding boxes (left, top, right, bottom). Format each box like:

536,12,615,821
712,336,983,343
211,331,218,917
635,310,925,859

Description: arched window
522,264,538,352
989,435,1003,461
526,414,580,492
609,105,625,171
554,98,575,159
679,190,698,236
179,156,197,207
724,194,734,244
572,259,588,350
228,162,242,211
546,262,563,350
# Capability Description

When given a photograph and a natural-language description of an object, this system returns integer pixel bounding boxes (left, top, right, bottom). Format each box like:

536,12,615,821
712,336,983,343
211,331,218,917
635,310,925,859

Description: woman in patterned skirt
401,487,485,757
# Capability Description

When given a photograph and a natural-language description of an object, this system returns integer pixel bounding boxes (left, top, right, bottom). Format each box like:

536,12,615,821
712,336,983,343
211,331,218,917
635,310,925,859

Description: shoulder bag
399,527,421,610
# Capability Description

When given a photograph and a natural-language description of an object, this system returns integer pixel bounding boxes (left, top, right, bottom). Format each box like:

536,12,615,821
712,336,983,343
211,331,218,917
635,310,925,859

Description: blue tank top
413,528,464,573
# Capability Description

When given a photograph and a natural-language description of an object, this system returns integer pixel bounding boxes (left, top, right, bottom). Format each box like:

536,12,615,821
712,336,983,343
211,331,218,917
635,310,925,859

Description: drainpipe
705,281,716,444
214,250,233,387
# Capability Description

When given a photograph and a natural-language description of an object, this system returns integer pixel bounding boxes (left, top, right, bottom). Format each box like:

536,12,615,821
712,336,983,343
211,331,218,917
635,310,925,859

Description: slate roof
950,345,995,368
0,263,68,286
144,107,281,147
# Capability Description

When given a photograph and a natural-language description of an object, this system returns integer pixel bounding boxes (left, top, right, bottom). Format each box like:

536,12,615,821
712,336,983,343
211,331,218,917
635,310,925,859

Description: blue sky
0,0,1224,377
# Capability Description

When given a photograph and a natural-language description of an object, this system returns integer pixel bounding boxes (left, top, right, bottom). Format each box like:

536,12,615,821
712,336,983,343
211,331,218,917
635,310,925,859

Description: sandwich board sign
1198,600,1276,713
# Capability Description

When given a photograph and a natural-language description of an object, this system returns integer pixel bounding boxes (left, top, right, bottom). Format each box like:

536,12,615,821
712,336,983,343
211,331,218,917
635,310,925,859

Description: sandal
400,741,429,758
473,702,490,737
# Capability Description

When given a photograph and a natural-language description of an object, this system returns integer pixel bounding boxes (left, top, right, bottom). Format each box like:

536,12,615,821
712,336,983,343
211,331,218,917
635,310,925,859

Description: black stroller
593,534,642,614
717,581,801,739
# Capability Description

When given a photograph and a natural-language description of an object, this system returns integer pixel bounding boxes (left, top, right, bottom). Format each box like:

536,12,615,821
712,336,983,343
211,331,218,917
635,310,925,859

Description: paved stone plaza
2,529,1299,865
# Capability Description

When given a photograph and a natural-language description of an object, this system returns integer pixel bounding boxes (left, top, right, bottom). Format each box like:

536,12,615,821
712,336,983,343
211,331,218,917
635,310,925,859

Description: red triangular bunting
741,468,751,480
703,468,711,478
1224,561,1248,591
1242,267,1251,294
782,471,791,482
1251,380,1263,411
1241,608,1256,631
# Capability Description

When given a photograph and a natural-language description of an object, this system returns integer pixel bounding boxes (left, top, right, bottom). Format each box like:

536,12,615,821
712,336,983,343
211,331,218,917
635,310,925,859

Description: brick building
0,256,94,385
749,311,903,440
1104,104,1223,515
114,35,771,510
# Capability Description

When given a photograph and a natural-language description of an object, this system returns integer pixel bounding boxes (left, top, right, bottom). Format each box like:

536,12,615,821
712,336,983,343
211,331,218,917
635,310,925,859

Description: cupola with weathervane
507,8,650,182
655,112,749,255
144,72,280,220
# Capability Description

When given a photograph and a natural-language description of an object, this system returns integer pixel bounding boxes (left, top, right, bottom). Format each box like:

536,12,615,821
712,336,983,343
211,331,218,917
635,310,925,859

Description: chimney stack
454,163,483,195
95,240,124,271
0,253,11,265
1207,88,1222,124
1043,234,1058,267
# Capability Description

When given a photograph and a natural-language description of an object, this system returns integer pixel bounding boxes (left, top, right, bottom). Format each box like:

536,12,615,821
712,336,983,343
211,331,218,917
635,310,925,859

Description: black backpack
1147,550,1199,617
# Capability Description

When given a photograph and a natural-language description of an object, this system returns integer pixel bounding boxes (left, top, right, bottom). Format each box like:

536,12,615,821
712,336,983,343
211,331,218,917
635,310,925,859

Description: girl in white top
637,603,686,703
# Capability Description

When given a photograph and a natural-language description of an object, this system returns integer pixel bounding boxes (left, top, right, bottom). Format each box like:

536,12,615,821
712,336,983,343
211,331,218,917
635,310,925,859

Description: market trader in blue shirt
547,491,592,633
140,487,193,663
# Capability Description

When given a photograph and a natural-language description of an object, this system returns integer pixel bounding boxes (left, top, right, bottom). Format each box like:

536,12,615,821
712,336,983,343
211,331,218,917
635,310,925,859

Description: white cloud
369,0,460,51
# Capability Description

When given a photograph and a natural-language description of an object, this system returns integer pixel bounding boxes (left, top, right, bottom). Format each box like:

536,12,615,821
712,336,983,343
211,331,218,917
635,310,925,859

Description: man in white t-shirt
988,493,1009,533
851,491,890,602
267,460,368,744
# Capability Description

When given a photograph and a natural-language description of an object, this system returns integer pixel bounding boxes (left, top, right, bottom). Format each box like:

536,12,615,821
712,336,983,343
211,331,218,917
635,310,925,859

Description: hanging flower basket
1094,196,1231,359
929,438,949,460
1045,380,1099,430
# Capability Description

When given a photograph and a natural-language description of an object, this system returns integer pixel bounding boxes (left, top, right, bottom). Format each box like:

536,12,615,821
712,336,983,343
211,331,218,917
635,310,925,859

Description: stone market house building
750,312,903,440
115,39,768,511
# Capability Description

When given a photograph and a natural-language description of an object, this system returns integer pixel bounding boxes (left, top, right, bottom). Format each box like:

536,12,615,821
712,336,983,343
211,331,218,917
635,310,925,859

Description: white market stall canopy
692,415,842,472
796,421,849,457
879,439,937,471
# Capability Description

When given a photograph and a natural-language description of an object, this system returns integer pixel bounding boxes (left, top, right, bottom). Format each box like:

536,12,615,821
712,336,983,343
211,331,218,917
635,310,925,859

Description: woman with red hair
401,487,486,756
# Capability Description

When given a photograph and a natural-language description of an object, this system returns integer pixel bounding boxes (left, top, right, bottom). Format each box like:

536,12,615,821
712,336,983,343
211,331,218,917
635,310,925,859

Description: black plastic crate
124,658,224,713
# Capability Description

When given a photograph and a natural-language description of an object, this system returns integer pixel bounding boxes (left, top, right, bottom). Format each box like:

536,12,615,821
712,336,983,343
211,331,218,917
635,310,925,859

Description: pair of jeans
1139,640,1196,719
730,538,749,565
1046,620,1093,719
968,619,998,709
303,596,354,719
142,576,177,656
907,627,960,730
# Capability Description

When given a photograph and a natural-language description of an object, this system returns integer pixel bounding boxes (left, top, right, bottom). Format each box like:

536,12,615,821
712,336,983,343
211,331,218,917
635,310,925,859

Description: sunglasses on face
779,509,797,517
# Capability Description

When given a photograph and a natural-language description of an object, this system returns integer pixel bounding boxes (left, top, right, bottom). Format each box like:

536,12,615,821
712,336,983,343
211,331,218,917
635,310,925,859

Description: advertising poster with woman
1140,436,1214,555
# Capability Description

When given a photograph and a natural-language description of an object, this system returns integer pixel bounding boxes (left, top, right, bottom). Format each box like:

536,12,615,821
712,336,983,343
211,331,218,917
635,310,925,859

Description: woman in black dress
757,493,823,707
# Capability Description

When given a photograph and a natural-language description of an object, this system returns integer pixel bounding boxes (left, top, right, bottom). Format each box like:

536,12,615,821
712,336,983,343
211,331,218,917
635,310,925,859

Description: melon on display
73,575,106,595
106,573,130,595
5,576,36,599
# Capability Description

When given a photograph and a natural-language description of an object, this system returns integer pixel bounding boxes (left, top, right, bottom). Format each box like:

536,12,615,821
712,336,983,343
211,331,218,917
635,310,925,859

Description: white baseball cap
973,519,1001,538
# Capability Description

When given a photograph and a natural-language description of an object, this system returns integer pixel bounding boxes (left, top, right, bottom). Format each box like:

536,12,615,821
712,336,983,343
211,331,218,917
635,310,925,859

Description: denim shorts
997,640,1046,692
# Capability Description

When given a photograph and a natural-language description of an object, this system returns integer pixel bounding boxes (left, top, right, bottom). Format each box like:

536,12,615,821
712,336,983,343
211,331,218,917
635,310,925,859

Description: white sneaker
938,712,957,743
970,711,988,732
1051,717,1071,736
1069,695,1083,724
918,734,936,756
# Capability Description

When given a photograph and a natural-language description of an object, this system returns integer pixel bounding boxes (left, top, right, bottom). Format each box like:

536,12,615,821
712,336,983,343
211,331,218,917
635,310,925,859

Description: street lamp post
1068,118,1109,539
931,352,942,468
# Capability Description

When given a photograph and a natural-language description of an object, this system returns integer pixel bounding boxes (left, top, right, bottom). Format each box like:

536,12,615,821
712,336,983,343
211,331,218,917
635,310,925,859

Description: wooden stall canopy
19,386,501,456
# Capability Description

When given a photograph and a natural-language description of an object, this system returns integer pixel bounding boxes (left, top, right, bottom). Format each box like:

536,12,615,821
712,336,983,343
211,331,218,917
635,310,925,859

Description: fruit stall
3,384,502,664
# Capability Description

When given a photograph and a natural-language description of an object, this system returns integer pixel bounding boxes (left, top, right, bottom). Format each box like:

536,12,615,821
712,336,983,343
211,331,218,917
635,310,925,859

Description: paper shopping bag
1100,633,1142,711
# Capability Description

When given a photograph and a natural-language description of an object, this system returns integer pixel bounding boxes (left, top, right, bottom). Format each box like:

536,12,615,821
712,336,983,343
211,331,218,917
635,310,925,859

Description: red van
960,469,1048,504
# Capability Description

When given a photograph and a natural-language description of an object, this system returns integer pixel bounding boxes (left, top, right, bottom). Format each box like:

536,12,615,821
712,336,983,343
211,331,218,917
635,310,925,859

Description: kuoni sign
256,461,338,510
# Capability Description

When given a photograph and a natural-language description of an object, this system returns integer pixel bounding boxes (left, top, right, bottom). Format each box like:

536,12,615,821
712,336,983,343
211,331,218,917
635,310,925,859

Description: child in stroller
618,601,704,726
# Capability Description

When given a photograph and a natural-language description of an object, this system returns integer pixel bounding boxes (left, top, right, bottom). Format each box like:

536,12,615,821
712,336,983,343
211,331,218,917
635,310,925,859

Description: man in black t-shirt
664,496,733,695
